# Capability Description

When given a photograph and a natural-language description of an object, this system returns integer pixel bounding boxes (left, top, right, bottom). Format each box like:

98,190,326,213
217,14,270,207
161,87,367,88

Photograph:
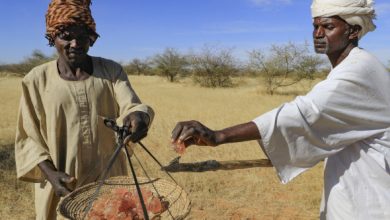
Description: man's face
54,25,91,66
312,16,351,55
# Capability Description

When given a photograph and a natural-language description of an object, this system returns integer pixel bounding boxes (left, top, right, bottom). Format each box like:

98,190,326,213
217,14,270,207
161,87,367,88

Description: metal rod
133,152,157,194
81,142,124,220
138,141,178,184
125,146,150,220
133,152,175,219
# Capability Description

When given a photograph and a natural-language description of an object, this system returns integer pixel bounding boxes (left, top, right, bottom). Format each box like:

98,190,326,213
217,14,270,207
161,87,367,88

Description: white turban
311,0,376,39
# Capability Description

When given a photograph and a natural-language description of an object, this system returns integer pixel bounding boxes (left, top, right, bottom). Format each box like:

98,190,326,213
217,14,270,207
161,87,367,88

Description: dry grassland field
0,74,323,220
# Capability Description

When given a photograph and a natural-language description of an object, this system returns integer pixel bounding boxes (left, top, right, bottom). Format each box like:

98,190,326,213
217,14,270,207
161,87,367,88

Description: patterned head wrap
45,0,99,46
311,0,376,39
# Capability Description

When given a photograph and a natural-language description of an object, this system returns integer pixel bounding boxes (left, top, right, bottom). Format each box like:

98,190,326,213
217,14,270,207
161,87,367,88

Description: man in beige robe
15,0,154,219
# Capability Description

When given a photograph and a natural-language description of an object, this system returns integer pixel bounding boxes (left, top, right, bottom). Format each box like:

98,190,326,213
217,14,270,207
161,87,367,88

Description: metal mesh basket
58,176,190,220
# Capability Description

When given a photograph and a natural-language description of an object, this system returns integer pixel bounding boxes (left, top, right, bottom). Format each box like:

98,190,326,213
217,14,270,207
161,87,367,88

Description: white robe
253,47,390,220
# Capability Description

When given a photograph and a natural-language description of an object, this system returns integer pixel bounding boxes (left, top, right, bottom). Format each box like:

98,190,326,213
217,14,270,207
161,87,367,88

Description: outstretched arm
171,120,261,148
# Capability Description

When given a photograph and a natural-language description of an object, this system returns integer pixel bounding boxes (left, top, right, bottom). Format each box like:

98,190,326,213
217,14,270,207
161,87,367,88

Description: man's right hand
171,120,222,148
38,160,75,197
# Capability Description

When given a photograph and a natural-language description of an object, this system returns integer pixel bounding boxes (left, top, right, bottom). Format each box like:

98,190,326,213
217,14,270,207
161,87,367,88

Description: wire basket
58,176,191,220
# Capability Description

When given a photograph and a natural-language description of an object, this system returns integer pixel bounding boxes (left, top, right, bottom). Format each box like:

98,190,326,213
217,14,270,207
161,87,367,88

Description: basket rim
58,176,191,220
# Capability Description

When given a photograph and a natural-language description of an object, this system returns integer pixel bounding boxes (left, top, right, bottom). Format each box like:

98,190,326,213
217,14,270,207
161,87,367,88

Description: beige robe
15,57,154,220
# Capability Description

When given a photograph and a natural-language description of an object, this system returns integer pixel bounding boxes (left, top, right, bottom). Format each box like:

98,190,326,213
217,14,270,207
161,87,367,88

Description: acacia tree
249,42,324,95
190,46,236,88
0,50,56,75
152,48,187,82
123,58,151,75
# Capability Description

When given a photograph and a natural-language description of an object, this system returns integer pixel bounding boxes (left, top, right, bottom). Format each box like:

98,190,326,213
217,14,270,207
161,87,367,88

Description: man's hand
171,120,222,148
46,171,75,197
38,160,75,197
123,111,150,143
171,121,261,151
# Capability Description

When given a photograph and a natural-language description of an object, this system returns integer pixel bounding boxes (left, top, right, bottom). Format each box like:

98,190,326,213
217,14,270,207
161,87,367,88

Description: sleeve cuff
252,108,308,184
117,104,155,127
16,155,51,183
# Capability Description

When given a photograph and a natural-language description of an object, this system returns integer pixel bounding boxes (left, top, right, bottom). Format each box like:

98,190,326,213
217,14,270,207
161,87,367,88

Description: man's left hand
123,111,150,143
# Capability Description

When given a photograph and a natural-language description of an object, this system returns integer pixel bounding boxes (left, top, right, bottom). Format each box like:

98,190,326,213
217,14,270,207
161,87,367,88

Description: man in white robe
170,0,390,219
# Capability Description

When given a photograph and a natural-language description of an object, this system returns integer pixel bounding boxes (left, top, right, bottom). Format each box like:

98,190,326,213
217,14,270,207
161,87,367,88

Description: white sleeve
253,66,390,183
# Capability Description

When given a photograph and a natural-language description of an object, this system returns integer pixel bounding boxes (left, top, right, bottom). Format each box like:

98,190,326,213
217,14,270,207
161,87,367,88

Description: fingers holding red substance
170,120,219,155
172,141,186,155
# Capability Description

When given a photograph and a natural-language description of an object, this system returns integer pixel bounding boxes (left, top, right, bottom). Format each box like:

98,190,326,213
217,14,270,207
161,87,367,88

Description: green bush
152,48,188,82
190,46,236,88
123,58,154,76
0,50,56,75
249,42,325,95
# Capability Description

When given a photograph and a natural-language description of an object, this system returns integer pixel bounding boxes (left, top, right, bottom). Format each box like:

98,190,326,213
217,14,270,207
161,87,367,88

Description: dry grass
0,74,323,220
0,76,35,220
